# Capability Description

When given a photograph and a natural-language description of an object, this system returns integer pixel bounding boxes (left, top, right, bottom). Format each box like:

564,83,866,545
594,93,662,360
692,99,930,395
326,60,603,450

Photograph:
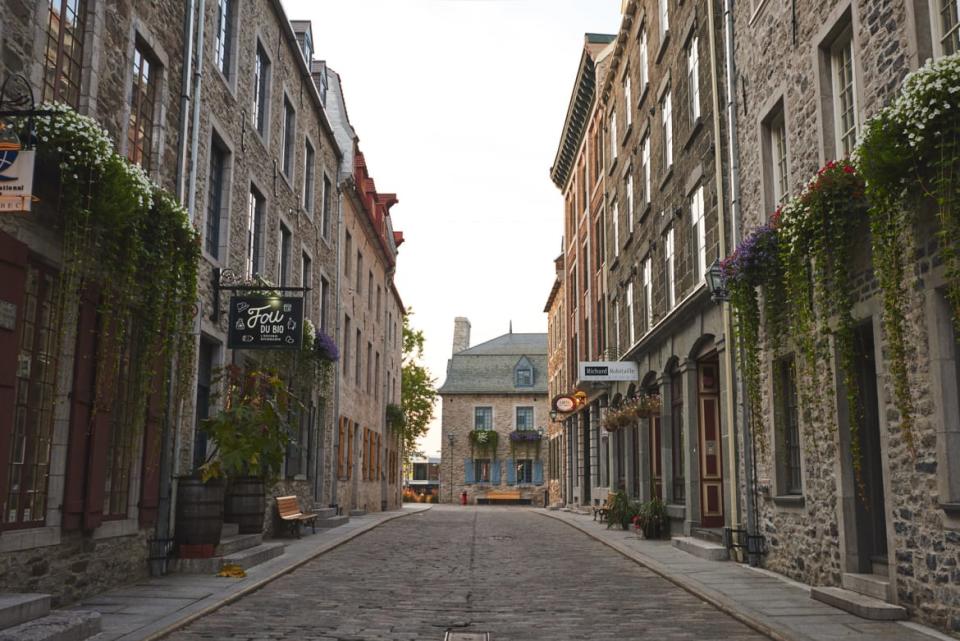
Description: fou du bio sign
578,361,639,382
228,295,303,350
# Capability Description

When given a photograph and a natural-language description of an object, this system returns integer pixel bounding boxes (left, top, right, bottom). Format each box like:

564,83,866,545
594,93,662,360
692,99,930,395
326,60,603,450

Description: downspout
329,185,345,509
155,0,197,563
186,0,207,222
720,0,760,566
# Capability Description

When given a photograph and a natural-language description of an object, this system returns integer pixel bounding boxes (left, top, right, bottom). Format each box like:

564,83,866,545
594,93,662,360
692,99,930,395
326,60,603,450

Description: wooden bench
275,495,318,538
593,493,616,522
482,490,521,504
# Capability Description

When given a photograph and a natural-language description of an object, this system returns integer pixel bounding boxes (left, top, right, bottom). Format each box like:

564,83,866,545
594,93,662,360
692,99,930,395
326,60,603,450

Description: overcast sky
284,0,622,456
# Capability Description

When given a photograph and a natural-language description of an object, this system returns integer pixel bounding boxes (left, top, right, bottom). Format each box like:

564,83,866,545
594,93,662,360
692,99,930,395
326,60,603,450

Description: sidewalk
67,505,432,641
539,508,954,641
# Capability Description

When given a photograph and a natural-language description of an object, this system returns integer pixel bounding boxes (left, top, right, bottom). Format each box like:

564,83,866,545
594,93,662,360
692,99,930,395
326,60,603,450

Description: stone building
544,254,566,506
438,320,550,506
0,0,191,607
731,0,960,632
549,33,616,509
593,0,736,539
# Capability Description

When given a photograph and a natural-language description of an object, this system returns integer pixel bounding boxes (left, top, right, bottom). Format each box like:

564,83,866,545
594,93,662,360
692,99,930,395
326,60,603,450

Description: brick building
544,254,566,505
438,320,550,506
731,0,960,631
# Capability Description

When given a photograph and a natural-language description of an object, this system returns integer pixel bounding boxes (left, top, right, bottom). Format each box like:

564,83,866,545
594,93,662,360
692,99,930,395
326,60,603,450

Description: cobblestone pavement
163,505,768,641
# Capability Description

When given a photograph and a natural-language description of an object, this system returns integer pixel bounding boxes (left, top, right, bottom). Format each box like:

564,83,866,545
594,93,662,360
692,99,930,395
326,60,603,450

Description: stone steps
169,542,285,574
0,610,100,641
349,509,366,517
221,522,240,538
314,507,338,519
316,515,349,529
842,572,892,601
691,527,724,545
215,533,263,557
0,593,50,631
672,536,729,561
811,586,907,620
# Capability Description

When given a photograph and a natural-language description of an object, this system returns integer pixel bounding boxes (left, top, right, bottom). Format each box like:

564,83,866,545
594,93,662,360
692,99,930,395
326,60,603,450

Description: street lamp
549,409,558,422
447,434,455,503
705,259,729,303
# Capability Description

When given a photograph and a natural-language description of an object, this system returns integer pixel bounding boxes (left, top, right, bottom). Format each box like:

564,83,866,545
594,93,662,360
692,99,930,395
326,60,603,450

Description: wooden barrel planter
224,476,266,534
174,477,225,557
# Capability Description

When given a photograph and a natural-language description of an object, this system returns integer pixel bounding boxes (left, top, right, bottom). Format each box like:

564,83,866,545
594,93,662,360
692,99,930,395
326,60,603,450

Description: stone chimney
452,317,471,354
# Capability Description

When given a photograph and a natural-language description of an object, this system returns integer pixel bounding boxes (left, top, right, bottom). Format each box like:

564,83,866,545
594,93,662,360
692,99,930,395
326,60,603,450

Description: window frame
474,406,493,431
687,35,701,123
126,40,160,173
664,226,675,309
252,42,271,139
515,406,534,431
773,355,803,496
281,96,296,180
661,91,673,171
246,185,265,278
42,0,87,108
690,185,706,284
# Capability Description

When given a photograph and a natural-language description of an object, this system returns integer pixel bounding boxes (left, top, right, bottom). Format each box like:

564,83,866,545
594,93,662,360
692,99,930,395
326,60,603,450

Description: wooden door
649,414,662,500
698,357,723,528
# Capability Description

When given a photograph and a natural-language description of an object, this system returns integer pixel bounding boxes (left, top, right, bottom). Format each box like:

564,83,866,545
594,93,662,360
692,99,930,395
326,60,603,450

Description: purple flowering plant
509,429,543,442
720,209,782,291
314,329,340,362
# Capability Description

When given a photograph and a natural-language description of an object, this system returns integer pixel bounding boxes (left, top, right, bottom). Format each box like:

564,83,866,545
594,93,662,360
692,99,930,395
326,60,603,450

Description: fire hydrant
460,491,468,506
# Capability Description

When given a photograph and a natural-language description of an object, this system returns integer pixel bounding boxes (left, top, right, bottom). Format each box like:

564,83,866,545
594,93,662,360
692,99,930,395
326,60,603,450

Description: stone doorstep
315,515,349,529
0,610,100,641
221,522,240,538
349,509,366,517
841,572,893,602
215,533,263,557
810,586,907,621
313,507,338,519
0,593,51,631
672,536,730,561
168,542,285,575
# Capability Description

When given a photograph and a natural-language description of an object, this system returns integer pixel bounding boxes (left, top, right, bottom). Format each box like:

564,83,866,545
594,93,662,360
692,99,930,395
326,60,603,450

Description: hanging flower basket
469,429,498,458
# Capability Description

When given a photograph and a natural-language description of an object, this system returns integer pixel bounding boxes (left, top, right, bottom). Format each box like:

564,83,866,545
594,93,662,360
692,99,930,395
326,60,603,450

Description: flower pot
224,476,266,534
174,476,225,552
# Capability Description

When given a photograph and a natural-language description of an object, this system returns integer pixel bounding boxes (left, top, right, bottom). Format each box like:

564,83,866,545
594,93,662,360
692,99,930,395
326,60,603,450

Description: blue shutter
464,459,475,484
533,461,544,485
506,458,516,485
491,460,501,485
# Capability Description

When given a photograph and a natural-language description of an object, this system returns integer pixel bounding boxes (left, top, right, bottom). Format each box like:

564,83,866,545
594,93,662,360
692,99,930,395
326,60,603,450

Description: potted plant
634,497,668,539
605,490,637,530
199,365,295,534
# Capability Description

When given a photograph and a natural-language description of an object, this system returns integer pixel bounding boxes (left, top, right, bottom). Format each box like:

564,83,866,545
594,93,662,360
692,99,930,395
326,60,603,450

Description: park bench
593,493,616,522
483,490,521,504
275,495,318,538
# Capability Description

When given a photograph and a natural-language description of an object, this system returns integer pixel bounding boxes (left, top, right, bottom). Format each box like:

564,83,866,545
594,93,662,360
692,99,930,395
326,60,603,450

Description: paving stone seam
125,506,432,641
537,510,811,641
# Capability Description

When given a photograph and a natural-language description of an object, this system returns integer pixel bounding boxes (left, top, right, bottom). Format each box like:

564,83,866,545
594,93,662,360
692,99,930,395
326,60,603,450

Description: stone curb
537,509,813,641
119,505,432,641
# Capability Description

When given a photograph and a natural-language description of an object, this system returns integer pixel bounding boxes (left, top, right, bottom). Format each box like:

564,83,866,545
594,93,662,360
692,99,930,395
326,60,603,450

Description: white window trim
662,92,673,169
627,174,634,229
643,257,653,330
639,29,649,90
771,118,788,206
931,0,960,58
830,28,859,157
613,200,620,257
665,226,675,309
626,282,636,345
642,135,651,205
610,111,618,162
659,0,669,41
688,36,700,121
692,186,707,282
625,72,633,127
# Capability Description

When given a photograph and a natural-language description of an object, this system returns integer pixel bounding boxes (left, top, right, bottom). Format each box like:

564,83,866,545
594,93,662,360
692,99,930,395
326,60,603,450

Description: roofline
549,47,597,190
543,277,562,313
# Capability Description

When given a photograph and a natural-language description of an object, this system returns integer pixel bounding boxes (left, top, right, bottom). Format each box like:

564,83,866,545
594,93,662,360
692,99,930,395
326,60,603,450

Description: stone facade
438,325,550,506
733,0,960,634
544,256,566,505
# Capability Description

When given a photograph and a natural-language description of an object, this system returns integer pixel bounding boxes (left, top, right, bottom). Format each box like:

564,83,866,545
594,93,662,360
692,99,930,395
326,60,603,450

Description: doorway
582,411,591,505
698,355,723,528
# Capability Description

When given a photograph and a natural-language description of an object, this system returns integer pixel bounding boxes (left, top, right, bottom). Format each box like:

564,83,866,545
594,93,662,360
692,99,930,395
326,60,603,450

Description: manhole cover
444,633,490,641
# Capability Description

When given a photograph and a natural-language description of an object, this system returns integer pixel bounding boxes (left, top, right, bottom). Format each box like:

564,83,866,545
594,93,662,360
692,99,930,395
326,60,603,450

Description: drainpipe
720,0,760,566
174,0,195,203
329,185,345,509
186,0,207,223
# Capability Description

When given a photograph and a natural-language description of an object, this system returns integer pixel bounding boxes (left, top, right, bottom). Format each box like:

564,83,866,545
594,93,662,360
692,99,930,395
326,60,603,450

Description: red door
698,357,723,528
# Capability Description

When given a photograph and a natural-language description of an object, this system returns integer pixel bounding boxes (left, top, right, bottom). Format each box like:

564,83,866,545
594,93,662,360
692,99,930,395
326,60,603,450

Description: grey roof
438,333,548,395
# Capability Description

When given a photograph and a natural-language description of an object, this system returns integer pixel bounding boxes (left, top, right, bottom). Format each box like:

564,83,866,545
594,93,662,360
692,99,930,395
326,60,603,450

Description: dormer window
515,356,534,387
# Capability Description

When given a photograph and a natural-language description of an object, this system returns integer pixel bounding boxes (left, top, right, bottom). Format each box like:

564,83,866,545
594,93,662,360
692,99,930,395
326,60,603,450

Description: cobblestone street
164,506,767,641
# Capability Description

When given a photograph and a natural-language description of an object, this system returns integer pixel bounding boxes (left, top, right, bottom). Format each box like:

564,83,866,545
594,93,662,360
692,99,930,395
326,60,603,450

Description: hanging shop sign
228,295,303,349
578,361,639,382
0,134,34,213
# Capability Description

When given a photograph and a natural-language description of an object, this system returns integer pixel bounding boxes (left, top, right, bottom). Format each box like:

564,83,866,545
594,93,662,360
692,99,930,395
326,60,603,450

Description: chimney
452,317,471,354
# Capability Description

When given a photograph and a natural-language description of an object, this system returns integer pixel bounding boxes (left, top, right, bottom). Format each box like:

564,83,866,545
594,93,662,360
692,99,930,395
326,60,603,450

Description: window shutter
464,459,475,484
0,231,28,513
491,460,501,485
506,458,516,485
534,460,544,485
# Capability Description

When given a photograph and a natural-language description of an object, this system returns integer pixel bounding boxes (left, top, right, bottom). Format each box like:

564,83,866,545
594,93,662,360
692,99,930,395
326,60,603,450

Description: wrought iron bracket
211,267,311,323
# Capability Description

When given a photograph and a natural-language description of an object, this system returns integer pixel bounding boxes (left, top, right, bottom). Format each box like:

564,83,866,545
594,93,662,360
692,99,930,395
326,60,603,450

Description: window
278,224,291,286
342,315,351,376
687,36,700,122
366,341,372,393
516,407,534,430
661,91,673,170
320,277,330,332
127,43,159,172
830,26,858,156
303,140,315,213
659,0,669,41
43,0,86,108
215,0,235,77
375,352,380,400
302,252,312,316
937,0,960,55
624,71,633,127
639,28,649,90
643,256,653,329
193,338,217,471
690,185,706,283
665,226,675,309
772,118,789,206
355,329,362,386
474,459,492,483
516,459,534,484
356,252,363,294
516,367,533,387
205,138,227,258
253,43,270,136
641,135,651,205
322,175,333,238
282,98,295,179
775,356,802,495
344,233,352,279
246,186,264,278
626,174,635,229
610,111,618,163
474,407,493,430
626,282,636,345
613,201,620,257
367,271,373,309
377,285,382,318
613,300,621,357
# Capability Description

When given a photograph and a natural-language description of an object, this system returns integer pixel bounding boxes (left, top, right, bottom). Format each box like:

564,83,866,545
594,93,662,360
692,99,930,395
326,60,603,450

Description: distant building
544,255,567,506
404,457,441,498
438,319,550,505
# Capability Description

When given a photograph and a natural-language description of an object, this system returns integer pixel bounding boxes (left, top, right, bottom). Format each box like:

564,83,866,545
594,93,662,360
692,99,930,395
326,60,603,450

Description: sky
285,0,623,457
